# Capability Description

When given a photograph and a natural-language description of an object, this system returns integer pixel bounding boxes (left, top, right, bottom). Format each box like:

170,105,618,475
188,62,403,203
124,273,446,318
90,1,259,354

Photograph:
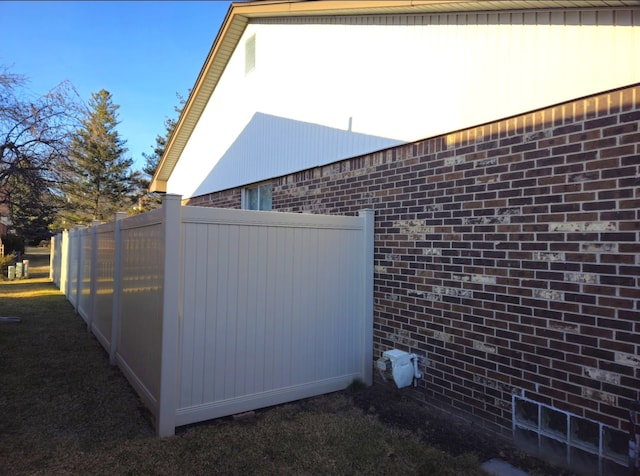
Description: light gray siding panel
189,113,403,196
169,10,640,195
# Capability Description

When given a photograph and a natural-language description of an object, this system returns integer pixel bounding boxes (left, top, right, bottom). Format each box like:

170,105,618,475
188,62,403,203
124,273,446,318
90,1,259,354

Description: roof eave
150,0,640,193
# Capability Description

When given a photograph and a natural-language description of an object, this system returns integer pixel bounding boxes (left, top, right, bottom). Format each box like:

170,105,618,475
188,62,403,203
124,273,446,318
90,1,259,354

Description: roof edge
150,0,640,193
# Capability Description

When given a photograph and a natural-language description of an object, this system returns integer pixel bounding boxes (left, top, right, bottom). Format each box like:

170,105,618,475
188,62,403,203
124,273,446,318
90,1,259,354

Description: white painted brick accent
390,330,416,348
473,340,497,354
393,219,434,238
432,331,453,343
533,289,564,301
584,367,621,385
582,388,616,405
472,274,497,284
533,252,566,262
433,286,473,298
615,352,640,368
549,222,617,232
549,222,581,232
584,221,616,232
476,175,497,184
445,156,465,166
581,243,618,253
476,157,498,167
549,322,580,332
565,272,598,284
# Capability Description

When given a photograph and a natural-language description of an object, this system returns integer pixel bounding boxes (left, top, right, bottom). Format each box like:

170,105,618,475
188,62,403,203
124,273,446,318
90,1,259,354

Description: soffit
150,0,640,192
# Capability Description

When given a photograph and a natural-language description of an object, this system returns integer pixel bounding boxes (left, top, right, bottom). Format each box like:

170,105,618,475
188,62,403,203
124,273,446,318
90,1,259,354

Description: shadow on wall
191,112,403,197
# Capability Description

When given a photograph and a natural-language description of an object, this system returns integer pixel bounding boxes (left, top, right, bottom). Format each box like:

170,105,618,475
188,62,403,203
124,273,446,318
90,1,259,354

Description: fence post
61,230,69,295
49,235,55,282
65,230,72,297
157,194,182,437
359,209,375,386
74,229,83,312
110,212,127,366
65,230,72,298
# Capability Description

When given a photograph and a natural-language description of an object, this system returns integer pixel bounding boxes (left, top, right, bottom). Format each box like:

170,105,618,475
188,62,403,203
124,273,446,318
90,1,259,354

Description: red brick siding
187,84,640,436
185,188,242,209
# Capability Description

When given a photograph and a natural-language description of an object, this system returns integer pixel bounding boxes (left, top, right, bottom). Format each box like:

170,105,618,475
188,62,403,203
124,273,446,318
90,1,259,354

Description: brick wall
185,187,241,209
185,84,640,437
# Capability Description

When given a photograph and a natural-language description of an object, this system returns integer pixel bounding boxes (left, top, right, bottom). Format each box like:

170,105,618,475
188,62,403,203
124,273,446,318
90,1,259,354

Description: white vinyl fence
50,195,374,437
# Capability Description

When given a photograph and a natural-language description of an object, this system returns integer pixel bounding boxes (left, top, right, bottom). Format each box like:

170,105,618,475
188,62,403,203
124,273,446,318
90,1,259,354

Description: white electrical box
380,349,418,389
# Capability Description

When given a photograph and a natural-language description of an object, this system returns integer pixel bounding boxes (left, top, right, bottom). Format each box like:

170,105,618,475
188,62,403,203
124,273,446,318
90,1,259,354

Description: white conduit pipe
410,354,423,387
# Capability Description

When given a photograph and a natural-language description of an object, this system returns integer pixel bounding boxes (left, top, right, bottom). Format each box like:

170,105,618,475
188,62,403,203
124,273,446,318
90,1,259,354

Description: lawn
0,248,568,475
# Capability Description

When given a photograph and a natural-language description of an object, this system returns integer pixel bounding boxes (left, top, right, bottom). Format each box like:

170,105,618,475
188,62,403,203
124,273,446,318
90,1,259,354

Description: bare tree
0,66,80,237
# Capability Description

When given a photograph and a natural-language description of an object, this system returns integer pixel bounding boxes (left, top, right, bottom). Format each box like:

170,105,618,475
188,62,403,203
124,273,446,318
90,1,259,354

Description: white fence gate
50,195,374,436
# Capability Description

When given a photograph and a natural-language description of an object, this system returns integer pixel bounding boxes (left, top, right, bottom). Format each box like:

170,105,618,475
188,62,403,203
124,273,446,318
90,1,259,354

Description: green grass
0,248,572,476
0,249,488,475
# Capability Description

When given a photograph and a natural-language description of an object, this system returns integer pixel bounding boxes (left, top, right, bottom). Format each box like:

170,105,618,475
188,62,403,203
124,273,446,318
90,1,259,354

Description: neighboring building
152,1,640,472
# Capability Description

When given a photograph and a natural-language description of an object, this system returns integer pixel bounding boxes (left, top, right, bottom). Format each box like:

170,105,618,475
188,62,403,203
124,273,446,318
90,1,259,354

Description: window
245,34,256,74
243,183,272,211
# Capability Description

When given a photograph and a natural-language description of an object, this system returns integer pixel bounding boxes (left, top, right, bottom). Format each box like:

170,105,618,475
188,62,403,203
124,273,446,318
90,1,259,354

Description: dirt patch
349,384,577,476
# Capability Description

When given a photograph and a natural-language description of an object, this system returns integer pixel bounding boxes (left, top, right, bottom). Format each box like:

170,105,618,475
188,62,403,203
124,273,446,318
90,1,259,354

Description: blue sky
1,1,231,171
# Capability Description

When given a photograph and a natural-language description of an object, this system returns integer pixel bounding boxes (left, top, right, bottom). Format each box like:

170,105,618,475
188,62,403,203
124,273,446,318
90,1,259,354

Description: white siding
167,9,640,198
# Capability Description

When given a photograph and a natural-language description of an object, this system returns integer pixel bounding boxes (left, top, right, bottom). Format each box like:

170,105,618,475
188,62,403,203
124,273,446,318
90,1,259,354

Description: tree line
0,65,179,244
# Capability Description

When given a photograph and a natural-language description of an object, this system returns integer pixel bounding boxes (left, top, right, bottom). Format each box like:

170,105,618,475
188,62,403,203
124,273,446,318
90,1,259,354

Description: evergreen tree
59,89,134,225
133,118,173,212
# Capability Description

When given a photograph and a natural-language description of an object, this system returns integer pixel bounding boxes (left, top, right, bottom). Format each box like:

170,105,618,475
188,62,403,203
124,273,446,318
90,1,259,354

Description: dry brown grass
0,248,488,475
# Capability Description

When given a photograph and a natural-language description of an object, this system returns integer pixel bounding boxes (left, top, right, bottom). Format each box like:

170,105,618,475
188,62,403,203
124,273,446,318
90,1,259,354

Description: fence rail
51,195,374,436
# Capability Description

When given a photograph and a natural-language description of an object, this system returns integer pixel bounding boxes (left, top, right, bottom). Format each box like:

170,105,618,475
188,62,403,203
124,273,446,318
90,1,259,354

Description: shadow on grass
0,249,563,475
0,248,155,474
0,250,487,475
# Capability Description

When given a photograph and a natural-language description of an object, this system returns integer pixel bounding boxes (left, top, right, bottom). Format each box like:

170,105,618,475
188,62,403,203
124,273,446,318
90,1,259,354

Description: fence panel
114,209,165,415
59,230,69,293
91,222,116,350
174,206,372,427
50,233,62,287
66,229,80,310
77,228,93,324
48,199,373,436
